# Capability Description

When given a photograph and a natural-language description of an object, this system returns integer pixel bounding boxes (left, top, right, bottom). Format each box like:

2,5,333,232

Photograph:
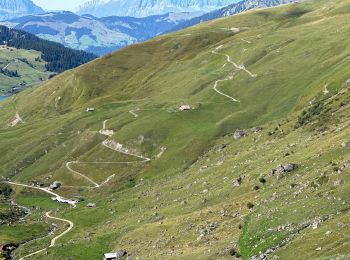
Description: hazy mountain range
2,11,200,56
76,0,241,18
171,0,299,31
0,0,296,56
0,0,43,20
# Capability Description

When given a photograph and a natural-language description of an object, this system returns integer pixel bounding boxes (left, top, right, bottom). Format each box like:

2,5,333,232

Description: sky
32,0,90,11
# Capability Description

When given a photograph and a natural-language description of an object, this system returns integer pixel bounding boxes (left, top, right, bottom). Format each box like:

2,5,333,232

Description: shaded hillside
0,26,97,72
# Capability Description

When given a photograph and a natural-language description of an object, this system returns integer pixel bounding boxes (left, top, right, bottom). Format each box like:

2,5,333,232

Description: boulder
233,177,242,187
233,130,246,140
271,164,298,178
218,144,227,151
283,163,298,172
208,222,218,231
116,250,128,260
49,181,61,190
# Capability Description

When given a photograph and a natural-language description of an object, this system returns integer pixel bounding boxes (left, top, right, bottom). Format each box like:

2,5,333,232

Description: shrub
259,177,267,184
247,202,254,209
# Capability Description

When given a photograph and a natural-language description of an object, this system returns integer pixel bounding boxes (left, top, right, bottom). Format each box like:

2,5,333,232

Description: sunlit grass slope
2,0,350,259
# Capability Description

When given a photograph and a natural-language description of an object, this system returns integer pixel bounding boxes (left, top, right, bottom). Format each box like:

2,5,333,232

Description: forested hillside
0,26,96,73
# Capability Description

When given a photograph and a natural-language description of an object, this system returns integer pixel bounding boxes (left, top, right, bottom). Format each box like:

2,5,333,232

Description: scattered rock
251,127,263,133
312,218,322,229
233,130,246,140
115,250,128,260
200,165,208,172
218,144,227,151
208,222,218,231
49,181,61,190
334,180,342,187
233,177,242,187
271,164,298,178
86,203,96,208
196,222,219,241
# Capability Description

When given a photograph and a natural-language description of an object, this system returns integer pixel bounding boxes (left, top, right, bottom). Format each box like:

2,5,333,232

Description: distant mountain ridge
172,0,299,31
0,0,43,21
76,0,241,18
3,11,200,56
0,0,299,56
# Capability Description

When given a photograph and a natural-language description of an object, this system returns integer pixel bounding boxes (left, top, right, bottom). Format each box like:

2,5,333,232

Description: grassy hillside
2,0,350,259
0,45,50,94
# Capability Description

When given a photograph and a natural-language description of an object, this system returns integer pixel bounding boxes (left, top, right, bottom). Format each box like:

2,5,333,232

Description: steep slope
2,0,350,259
173,0,298,31
0,0,43,21
76,0,240,18
3,11,200,56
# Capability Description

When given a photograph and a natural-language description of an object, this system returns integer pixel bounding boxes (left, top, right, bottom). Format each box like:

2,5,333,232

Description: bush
247,202,254,209
259,177,266,184
0,184,12,197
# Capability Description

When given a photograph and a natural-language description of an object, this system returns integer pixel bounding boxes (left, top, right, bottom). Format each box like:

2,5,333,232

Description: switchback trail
211,45,257,102
65,119,151,188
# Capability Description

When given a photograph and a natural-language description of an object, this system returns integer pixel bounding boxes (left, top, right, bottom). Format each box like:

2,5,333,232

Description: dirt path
18,211,74,260
2,62,11,71
46,212,74,247
2,181,75,259
8,112,23,127
66,161,101,188
65,120,151,188
4,181,77,207
102,139,151,162
211,45,257,102
129,109,140,118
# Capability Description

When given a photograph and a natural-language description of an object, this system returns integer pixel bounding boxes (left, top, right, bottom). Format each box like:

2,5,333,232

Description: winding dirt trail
18,211,74,260
4,118,152,258
66,161,101,188
211,45,257,102
65,119,151,188
2,182,75,259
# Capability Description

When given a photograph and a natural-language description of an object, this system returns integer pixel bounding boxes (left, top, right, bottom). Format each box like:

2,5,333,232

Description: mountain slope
2,0,350,259
173,0,298,31
76,0,240,18
3,11,200,56
0,25,96,93
0,0,43,21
